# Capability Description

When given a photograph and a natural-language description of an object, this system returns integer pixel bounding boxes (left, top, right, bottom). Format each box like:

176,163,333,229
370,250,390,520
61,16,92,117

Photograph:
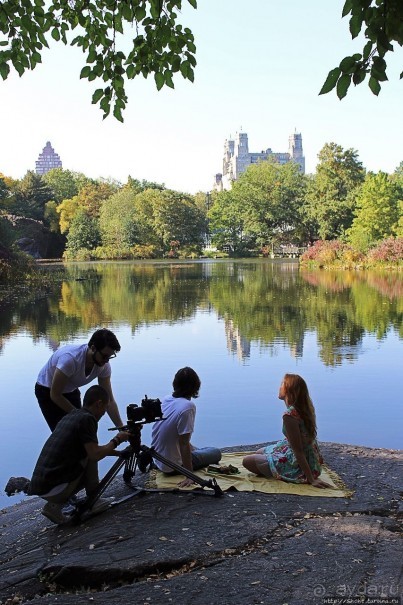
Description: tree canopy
1,0,401,122
0,0,197,121
320,0,403,99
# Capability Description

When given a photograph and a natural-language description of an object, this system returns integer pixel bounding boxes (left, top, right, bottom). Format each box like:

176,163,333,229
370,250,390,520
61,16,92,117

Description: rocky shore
1,443,401,605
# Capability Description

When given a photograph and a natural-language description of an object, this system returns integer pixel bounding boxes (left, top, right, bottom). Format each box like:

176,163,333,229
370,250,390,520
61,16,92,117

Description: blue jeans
191,447,221,471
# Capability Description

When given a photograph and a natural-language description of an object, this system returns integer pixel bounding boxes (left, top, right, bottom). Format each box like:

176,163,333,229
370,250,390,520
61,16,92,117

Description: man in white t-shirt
35,328,123,431
151,367,221,487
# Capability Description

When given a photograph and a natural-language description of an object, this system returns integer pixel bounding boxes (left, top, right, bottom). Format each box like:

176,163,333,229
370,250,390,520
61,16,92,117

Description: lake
1,259,402,510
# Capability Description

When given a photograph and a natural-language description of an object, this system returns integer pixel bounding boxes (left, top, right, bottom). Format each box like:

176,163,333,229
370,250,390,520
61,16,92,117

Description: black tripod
72,424,223,522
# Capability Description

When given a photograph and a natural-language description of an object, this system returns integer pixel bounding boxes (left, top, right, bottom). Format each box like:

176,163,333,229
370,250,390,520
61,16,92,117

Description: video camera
126,395,164,427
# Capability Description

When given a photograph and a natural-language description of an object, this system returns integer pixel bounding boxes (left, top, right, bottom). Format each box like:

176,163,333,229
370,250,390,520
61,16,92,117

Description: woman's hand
310,477,333,489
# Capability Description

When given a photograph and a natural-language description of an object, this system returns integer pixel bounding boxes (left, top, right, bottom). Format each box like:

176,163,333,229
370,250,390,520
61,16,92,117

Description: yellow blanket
149,452,351,498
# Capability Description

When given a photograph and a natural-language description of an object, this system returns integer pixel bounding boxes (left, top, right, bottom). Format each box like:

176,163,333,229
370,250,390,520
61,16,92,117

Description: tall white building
35,141,62,175
214,131,305,191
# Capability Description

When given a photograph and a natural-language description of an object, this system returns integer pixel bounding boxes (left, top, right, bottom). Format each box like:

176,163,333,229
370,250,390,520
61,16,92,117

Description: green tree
303,142,365,240
13,171,53,220
133,188,165,247
99,188,139,249
152,190,206,251
126,177,165,194
57,181,116,233
42,168,93,203
320,0,403,99
234,160,307,247
208,190,251,254
346,172,401,251
65,209,101,255
0,0,197,121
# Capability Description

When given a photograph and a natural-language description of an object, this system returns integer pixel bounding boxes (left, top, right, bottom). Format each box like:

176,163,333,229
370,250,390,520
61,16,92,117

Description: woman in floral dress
243,374,332,488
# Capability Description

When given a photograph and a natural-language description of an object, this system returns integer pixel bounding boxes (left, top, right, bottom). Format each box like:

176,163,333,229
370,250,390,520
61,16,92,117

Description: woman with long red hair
243,374,331,488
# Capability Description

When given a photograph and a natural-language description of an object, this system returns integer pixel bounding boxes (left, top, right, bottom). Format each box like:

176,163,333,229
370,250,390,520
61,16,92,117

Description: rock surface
1,443,401,605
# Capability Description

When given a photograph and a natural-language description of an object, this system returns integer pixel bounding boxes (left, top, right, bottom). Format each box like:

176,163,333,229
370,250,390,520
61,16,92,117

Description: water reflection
0,260,402,367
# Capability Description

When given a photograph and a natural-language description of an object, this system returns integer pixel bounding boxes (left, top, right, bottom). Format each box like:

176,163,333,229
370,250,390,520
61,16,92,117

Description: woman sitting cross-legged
242,374,332,489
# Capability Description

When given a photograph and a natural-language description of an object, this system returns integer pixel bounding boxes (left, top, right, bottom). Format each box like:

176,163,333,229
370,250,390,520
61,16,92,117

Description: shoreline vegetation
0,239,402,311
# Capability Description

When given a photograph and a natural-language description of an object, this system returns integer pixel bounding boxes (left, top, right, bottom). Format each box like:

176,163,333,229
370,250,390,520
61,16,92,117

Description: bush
367,237,403,264
0,245,37,283
300,240,365,269
301,240,345,264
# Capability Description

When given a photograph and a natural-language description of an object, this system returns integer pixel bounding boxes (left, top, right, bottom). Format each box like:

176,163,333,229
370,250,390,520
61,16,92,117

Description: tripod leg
123,452,138,483
73,451,132,521
142,445,223,497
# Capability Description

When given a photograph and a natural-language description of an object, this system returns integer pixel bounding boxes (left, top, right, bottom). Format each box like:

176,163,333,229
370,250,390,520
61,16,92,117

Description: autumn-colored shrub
367,237,403,264
301,240,345,264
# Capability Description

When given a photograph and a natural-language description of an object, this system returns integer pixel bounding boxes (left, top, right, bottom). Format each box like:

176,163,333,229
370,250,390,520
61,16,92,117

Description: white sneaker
89,496,115,514
42,501,70,525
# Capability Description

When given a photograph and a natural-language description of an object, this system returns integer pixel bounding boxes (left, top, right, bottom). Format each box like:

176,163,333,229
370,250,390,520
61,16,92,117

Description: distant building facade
35,141,62,175
214,131,305,191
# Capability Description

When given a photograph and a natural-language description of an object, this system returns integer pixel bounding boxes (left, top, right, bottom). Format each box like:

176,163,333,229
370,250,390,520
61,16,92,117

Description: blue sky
0,1,402,193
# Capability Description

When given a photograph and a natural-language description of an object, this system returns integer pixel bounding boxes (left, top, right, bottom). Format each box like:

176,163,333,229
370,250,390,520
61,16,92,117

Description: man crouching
29,385,130,524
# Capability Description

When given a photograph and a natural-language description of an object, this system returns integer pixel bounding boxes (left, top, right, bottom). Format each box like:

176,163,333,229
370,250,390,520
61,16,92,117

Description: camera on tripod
126,395,163,427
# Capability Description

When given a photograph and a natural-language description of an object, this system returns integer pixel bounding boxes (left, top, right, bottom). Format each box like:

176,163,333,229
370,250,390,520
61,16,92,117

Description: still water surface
1,259,402,509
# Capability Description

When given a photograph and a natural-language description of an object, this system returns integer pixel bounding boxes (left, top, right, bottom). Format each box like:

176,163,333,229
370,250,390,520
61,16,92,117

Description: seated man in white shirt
151,367,221,487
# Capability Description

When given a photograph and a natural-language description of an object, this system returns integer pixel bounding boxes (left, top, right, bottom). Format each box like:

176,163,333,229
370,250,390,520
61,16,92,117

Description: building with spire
214,130,305,191
35,141,62,175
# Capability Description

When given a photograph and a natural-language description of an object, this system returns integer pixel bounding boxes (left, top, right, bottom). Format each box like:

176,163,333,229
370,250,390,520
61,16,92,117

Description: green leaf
154,71,164,90
339,56,356,74
126,64,136,79
187,66,194,82
336,73,351,99
165,70,174,88
0,62,10,80
363,41,372,60
13,61,25,77
349,15,362,39
91,88,104,104
80,65,91,79
342,0,353,18
319,67,341,95
368,76,381,95
51,27,60,41
113,105,124,122
180,60,189,78
352,69,366,85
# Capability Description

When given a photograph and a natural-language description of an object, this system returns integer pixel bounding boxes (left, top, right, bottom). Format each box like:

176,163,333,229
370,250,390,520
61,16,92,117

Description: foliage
235,160,307,246
152,190,206,251
208,189,251,254
0,211,15,247
44,200,60,233
320,0,403,99
346,171,402,251
42,168,93,203
12,171,53,221
126,177,165,193
0,242,36,283
367,237,403,264
64,209,101,256
303,143,365,240
209,161,307,253
300,239,365,268
0,0,197,121
57,181,115,233
99,188,139,248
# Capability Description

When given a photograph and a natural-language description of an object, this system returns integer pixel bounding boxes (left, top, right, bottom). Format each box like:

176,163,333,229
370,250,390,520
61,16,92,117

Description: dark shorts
35,383,81,431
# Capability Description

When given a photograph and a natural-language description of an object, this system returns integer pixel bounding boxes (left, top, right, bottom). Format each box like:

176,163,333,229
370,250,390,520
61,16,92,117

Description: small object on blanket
207,464,240,475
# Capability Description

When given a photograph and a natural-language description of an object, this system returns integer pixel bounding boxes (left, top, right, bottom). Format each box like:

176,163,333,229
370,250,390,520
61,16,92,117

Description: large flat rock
1,443,401,605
